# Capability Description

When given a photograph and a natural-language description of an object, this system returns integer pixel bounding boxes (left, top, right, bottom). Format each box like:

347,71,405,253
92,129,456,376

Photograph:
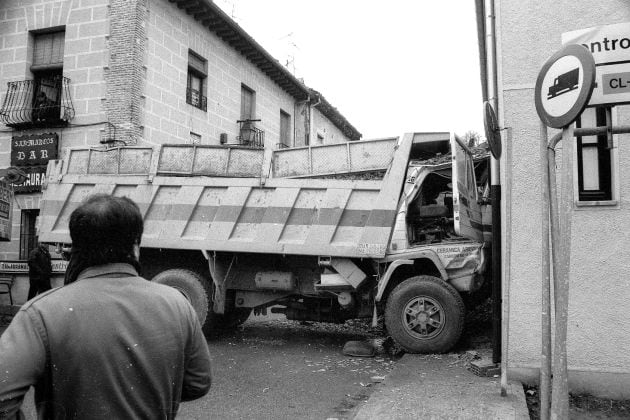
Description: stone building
477,0,630,398
0,0,360,301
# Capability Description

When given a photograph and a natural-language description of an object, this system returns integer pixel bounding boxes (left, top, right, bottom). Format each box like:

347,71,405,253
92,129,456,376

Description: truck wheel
152,269,210,329
385,275,465,354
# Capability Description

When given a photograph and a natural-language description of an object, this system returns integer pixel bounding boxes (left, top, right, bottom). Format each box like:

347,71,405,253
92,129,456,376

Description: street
4,301,492,420
177,313,398,420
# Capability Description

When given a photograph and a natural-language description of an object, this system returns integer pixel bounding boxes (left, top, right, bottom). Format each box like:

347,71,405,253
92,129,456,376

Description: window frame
19,209,40,260
280,109,291,147
240,84,255,121
186,50,207,111
573,106,619,207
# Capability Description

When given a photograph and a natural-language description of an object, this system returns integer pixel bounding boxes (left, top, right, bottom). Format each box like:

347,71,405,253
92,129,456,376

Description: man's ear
133,243,140,260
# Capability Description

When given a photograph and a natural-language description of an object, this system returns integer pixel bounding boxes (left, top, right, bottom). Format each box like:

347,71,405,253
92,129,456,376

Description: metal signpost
535,44,596,420
535,37,630,420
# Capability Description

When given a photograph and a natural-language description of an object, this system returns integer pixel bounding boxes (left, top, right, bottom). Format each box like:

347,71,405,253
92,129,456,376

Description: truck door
451,133,484,242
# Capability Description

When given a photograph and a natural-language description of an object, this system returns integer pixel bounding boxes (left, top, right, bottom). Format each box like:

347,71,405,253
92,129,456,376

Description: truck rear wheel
152,269,210,330
385,275,465,354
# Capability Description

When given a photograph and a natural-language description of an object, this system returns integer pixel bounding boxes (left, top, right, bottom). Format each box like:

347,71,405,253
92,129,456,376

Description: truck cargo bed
39,136,413,258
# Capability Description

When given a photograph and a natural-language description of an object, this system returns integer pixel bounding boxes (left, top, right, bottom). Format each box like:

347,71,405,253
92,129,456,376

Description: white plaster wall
311,107,350,145
496,0,630,397
144,0,297,148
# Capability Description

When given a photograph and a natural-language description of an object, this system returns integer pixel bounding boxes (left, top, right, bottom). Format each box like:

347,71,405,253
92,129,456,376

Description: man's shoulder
21,286,65,309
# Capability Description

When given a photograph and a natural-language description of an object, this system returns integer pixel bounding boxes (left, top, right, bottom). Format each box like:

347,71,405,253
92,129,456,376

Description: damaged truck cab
38,132,491,353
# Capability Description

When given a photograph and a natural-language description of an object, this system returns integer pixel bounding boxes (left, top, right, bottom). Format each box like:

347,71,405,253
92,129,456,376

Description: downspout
295,97,309,148
309,94,322,145
477,0,506,390
484,0,509,396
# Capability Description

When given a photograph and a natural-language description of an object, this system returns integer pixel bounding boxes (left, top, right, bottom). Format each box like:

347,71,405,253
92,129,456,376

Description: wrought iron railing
0,76,75,127
237,119,264,148
186,88,207,111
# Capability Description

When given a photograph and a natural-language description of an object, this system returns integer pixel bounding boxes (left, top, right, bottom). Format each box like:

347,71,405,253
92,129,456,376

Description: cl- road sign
563,22,630,106
535,44,596,128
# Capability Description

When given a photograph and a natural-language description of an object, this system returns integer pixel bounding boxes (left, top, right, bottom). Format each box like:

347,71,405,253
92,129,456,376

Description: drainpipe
309,94,321,145
477,0,505,391
483,0,503,366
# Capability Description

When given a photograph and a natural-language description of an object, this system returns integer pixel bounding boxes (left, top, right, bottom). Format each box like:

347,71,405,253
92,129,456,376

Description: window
19,210,39,260
31,30,65,122
576,107,613,202
240,84,255,121
187,50,207,111
280,110,291,147
190,131,201,144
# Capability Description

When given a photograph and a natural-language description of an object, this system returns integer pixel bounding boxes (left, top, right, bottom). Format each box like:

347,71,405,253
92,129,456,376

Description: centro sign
563,22,630,106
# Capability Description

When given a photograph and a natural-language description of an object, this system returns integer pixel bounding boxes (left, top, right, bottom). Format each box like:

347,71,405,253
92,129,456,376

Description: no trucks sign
535,44,596,128
563,22,630,106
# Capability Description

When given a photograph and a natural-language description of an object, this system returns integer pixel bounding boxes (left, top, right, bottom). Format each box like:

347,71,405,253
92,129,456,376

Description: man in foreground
0,194,212,419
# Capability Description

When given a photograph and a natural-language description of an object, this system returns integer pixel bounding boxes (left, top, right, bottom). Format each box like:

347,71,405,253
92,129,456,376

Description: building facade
478,0,630,398
0,0,361,303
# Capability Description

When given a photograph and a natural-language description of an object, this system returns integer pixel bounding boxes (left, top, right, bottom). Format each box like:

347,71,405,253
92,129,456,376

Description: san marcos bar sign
10,133,58,193
11,133,58,166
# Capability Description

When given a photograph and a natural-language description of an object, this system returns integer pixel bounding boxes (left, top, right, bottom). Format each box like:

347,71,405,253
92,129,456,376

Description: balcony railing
186,88,207,111
0,76,75,128
237,119,264,148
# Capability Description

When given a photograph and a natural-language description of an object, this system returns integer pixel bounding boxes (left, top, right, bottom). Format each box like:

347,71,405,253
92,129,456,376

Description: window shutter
33,31,65,66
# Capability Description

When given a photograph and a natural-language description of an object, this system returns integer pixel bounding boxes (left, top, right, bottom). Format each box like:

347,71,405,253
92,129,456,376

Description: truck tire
152,269,210,330
385,275,465,354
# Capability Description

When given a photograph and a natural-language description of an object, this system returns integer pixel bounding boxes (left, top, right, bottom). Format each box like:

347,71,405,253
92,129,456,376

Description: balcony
237,119,264,148
186,88,207,111
0,76,75,128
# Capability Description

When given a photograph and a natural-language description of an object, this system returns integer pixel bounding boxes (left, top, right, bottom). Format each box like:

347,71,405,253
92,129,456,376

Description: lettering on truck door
451,134,484,242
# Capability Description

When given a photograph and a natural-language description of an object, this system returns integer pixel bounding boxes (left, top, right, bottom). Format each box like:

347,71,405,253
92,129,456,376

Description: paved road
177,313,398,420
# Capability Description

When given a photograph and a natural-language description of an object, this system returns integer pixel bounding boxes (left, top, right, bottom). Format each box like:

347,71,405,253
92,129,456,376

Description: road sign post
535,43,596,420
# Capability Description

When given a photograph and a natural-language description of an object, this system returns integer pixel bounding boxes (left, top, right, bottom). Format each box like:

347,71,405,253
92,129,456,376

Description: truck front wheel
385,275,465,354
152,269,210,330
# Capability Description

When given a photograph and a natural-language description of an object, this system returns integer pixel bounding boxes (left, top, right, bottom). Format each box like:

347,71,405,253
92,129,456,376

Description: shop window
576,107,613,202
186,50,207,111
19,210,40,260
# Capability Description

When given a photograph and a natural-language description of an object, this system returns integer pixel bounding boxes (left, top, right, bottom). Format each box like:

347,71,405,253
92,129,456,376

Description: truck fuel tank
254,271,295,291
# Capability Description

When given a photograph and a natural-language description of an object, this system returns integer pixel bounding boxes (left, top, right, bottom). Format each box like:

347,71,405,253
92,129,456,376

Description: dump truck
38,132,491,353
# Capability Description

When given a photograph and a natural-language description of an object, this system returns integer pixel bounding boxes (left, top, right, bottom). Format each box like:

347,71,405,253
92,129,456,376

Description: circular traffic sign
483,101,501,159
535,44,596,128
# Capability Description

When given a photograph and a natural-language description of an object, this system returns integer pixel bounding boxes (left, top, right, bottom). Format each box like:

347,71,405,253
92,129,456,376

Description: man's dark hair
64,194,143,284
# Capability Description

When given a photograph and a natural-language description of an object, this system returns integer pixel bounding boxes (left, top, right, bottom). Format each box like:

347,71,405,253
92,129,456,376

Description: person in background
0,194,212,419
27,242,52,300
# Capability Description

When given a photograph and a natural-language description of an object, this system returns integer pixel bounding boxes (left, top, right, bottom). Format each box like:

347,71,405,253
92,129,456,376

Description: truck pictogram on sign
548,68,580,99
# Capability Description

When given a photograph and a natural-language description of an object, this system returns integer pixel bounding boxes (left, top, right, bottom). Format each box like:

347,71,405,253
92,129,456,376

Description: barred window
187,50,207,111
